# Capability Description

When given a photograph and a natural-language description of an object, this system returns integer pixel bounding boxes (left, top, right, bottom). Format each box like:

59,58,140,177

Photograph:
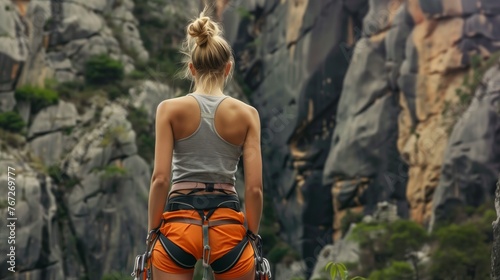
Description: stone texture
398,0,500,225
29,132,64,165
0,152,63,280
224,1,369,277
0,91,15,112
28,100,78,138
0,0,28,96
431,61,500,225
63,155,149,279
63,103,137,178
129,80,176,120
493,176,500,279
324,2,411,241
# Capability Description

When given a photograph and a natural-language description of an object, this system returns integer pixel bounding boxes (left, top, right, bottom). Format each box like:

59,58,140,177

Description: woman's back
170,93,245,185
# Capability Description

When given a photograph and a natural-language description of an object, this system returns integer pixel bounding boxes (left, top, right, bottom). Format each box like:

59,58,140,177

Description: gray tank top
171,93,243,185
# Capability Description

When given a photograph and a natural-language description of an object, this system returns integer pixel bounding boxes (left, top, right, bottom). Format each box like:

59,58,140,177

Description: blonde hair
180,8,234,93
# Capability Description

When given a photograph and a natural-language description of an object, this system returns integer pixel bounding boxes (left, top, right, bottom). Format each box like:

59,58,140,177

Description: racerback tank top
171,93,243,185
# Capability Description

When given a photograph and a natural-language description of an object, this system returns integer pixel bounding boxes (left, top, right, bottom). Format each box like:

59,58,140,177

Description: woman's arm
148,101,174,231
243,106,263,234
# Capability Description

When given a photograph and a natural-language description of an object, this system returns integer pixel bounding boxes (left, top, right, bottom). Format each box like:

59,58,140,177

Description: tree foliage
84,54,124,85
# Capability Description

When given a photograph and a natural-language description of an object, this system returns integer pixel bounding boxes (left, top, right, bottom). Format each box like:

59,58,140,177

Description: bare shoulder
225,97,260,120
156,95,197,117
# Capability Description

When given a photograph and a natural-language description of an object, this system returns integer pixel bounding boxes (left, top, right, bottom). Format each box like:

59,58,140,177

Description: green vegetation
101,271,130,280
267,241,298,263
429,204,495,280
15,85,59,115
349,219,427,277
368,261,413,280
100,125,128,147
443,51,500,133
234,71,253,98
132,0,192,92
345,202,495,279
340,209,364,237
0,199,8,209
47,164,80,189
258,193,300,263
325,262,366,280
0,128,26,149
0,112,25,133
127,106,155,163
100,165,127,178
84,54,124,85
236,7,253,20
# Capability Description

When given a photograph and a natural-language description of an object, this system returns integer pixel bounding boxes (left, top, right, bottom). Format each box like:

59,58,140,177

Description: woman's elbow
150,175,170,189
247,184,263,197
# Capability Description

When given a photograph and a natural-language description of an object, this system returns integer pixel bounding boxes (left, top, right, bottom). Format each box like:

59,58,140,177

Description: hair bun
188,16,219,47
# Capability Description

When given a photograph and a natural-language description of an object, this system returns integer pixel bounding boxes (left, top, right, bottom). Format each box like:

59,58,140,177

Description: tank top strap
187,93,229,119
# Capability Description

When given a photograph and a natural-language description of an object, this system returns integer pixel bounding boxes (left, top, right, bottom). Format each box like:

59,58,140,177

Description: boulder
29,132,64,165
58,3,105,43
28,100,78,138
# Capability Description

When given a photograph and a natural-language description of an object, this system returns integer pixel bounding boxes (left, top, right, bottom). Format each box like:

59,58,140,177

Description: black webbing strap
165,194,240,212
211,235,249,274
158,234,197,269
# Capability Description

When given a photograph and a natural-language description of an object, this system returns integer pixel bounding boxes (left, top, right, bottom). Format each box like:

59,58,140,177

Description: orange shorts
151,208,255,279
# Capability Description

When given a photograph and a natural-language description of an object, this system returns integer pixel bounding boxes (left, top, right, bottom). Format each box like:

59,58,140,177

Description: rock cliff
222,0,500,277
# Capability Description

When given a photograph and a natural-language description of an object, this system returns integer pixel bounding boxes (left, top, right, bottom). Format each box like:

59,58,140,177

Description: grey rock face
0,0,28,103
224,0,368,276
63,154,149,279
28,100,78,138
432,61,500,224
323,3,411,217
64,103,137,178
0,91,16,112
1,99,148,279
0,152,64,280
493,177,500,279
29,132,64,165
129,80,176,120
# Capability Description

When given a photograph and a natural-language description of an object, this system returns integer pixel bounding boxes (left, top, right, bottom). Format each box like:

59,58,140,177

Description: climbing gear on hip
159,190,248,279
248,230,272,279
131,227,160,280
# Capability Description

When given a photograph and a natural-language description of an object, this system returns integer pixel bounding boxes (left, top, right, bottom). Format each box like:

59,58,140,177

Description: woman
147,8,263,280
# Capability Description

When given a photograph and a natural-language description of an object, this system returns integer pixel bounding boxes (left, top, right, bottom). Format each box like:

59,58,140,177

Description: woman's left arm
148,100,174,231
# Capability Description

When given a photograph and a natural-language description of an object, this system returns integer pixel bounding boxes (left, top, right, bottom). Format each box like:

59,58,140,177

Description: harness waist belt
170,182,236,193
165,194,240,212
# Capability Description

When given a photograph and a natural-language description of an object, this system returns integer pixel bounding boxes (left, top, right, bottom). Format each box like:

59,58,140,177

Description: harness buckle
202,244,211,267
205,183,215,192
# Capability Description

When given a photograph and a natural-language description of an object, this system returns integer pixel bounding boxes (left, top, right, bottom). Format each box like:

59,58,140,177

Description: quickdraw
131,228,160,280
248,231,272,280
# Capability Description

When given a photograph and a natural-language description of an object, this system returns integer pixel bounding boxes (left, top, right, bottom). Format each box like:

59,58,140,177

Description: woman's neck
193,87,224,96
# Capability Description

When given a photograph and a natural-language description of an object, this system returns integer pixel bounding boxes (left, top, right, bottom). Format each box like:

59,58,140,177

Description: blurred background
0,0,499,279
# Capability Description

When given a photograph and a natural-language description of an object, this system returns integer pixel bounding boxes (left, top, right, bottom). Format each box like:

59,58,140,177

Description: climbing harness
160,183,248,280
133,182,272,279
131,228,160,280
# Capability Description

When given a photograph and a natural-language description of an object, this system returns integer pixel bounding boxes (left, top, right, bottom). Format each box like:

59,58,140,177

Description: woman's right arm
148,101,174,232
243,106,263,234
